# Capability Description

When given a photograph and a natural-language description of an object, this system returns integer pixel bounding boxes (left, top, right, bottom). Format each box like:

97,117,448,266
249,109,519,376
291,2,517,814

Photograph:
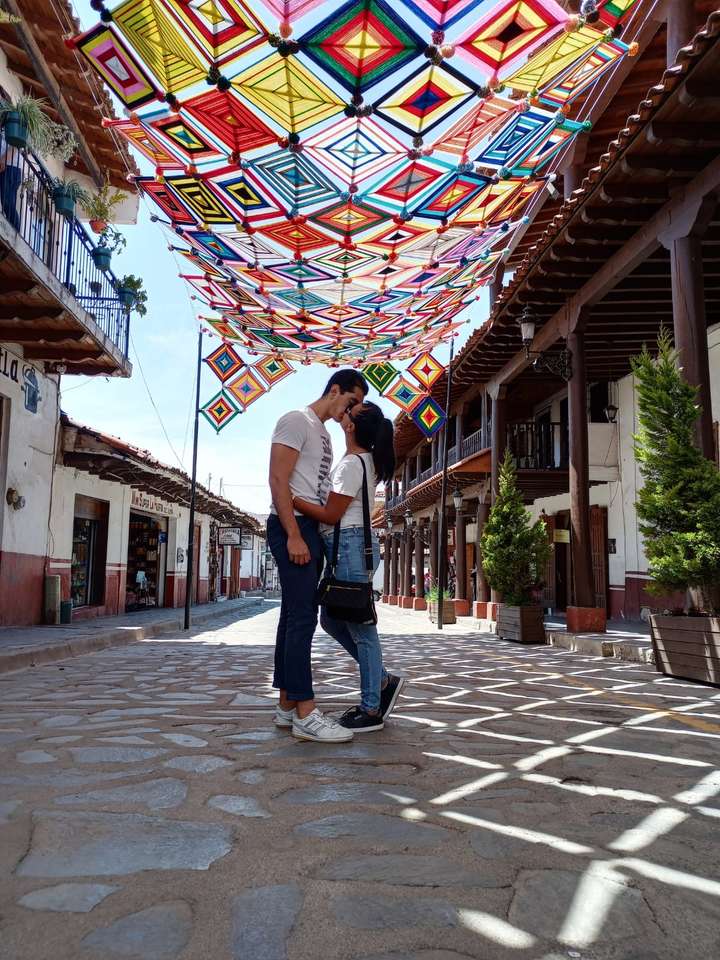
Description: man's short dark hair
322,369,369,397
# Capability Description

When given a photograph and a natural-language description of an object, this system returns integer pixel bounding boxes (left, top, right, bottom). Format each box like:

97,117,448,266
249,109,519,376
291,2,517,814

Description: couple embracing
266,369,404,743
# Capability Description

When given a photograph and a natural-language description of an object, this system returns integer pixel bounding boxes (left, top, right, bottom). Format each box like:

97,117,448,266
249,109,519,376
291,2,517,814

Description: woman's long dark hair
351,401,396,482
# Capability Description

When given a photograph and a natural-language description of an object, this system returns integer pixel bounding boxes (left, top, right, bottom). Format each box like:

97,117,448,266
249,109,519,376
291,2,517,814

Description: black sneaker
379,674,405,720
338,705,384,732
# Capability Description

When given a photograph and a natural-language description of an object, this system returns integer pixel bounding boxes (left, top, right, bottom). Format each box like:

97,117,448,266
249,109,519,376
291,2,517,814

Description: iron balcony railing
460,427,486,460
0,132,129,359
507,421,568,470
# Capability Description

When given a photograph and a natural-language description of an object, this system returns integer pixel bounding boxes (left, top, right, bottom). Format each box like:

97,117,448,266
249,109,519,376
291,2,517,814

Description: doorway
126,512,167,611
554,512,570,612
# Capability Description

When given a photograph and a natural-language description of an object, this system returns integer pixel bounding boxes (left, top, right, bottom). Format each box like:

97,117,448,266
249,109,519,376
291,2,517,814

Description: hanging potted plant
632,332,720,684
480,451,551,644
116,274,148,315
80,180,127,234
51,178,87,219
0,94,51,150
426,585,455,625
92,225,126,272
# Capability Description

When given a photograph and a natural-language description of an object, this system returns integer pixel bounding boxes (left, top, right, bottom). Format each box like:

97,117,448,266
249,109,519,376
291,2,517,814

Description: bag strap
355,454,374,575
329,454,374,576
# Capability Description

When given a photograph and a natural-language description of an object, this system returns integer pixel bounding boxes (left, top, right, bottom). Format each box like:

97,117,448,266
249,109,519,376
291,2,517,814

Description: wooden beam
23,346,103,360
486,152,720,393
0,326,85,343
3,0,104,187
0,305,65,321
647,122,720,148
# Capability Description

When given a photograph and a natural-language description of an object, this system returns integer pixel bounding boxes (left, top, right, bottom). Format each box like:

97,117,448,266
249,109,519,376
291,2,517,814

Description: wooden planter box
497,604,546,644
650,615,720,686
427,601,456,625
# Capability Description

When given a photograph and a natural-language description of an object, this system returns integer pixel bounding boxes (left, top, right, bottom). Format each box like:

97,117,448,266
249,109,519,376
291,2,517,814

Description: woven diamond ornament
204,343,244,382
226,367,266,410
384,376,424,413
407,351,444,391
200,390,240,433
411,395,446,438
253,354,294,387
363,361,399,394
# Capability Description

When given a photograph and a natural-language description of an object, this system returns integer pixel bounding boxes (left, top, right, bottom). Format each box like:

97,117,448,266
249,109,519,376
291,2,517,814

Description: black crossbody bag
317,454,377,625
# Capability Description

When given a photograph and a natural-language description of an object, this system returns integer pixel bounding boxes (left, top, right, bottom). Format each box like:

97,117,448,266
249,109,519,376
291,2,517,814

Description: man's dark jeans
266,513,325,702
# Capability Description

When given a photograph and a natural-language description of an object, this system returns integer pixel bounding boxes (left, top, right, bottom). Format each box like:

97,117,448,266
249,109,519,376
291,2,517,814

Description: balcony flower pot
117,285,135,309
427,600,456,625
92,244,111,272
89,218,108,234
2,110,28,148
497,604,545,644
52,184,76,219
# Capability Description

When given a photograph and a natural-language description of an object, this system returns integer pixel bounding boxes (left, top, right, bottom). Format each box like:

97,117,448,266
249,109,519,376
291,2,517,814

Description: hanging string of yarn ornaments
73,0,639,368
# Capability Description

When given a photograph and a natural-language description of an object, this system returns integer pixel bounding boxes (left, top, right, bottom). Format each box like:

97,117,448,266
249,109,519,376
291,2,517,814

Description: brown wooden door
193,524,201,603
590,506,609,612
230,547,241,599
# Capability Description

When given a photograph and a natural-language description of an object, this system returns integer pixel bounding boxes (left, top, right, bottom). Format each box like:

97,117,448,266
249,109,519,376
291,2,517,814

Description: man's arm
292,492,353,525
269,443,311,564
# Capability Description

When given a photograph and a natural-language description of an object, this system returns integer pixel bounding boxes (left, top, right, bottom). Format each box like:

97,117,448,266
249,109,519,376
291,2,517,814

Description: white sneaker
292,708,354,743
274,705,296,728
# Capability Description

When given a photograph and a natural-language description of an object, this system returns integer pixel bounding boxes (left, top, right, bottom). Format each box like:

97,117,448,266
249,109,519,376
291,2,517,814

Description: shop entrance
125,511,167,611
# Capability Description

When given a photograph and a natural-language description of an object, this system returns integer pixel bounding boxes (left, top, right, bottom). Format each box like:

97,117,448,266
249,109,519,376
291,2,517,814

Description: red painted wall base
566,606,607,634
0,551,45,626
400,596,414,609
388,595,399,606
453,599,471,616
413,598,427,611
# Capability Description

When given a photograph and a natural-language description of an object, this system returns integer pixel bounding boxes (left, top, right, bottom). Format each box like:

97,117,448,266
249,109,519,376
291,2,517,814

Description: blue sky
62,1,489,515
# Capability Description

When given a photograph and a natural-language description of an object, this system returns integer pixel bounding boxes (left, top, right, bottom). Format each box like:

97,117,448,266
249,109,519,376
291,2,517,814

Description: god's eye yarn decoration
75,0,638,403
411,394,446,438
201,390,241,433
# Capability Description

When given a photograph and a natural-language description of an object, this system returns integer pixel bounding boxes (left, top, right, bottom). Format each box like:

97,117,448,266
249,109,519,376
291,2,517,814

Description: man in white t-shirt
267,369,368,742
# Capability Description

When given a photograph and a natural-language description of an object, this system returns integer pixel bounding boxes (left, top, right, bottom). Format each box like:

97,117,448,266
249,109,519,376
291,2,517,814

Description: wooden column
389,533,399,604
402,527,413,607
414,522,426,610
429,509,438,586
670,234,715,459
568,326,606,633
399,533,407,595
416,450,423,478
455,410,464,459
667,0,696,67
454,505,469,615
475,501,490,611
490,387,507,505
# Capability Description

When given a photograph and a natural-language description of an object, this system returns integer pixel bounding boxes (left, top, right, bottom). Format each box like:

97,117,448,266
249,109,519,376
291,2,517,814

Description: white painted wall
0,348,58,560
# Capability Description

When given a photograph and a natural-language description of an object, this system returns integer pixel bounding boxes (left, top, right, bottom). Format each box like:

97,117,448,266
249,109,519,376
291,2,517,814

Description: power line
129,333,185,471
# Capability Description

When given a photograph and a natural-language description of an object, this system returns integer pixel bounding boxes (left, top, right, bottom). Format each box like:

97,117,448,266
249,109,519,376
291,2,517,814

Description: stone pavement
1,603,719,960
0,596,263,673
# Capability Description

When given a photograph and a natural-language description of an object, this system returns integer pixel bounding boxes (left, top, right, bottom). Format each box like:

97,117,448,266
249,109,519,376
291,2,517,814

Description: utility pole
184,328,203,631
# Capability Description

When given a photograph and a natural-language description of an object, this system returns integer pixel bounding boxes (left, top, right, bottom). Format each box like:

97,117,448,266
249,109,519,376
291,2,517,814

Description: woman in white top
292,401,405,732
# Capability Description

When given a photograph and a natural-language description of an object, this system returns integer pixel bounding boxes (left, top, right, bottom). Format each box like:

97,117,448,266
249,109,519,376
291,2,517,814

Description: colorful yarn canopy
75,0,636,368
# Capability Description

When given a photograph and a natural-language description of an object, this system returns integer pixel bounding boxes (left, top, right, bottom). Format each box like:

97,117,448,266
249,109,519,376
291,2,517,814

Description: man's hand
287,532,311,565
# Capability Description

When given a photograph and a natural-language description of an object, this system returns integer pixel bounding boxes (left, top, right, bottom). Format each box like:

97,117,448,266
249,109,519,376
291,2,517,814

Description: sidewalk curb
545,629,655,664
0,598,264,675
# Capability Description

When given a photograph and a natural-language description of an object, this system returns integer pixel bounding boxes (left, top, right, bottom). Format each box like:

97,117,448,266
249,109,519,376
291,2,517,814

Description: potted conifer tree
480,451,550,643
632,332,720,684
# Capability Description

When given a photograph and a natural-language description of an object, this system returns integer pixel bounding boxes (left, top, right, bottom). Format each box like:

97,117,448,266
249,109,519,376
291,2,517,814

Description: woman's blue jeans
321,527,387,713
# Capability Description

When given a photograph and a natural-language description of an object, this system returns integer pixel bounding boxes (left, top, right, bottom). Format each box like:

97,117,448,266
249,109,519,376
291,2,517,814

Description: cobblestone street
1,602,719,960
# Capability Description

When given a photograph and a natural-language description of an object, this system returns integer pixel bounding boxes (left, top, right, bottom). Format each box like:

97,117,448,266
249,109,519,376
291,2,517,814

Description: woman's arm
292,491,352,525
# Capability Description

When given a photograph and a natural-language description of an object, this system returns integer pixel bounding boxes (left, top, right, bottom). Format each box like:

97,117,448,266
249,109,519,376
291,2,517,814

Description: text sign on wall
554,529,570,544
131,489,176,517
218,527,243,546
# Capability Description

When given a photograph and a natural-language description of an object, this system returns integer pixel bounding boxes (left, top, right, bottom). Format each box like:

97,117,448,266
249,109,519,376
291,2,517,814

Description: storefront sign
219,527,243,546
131,489,176,517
